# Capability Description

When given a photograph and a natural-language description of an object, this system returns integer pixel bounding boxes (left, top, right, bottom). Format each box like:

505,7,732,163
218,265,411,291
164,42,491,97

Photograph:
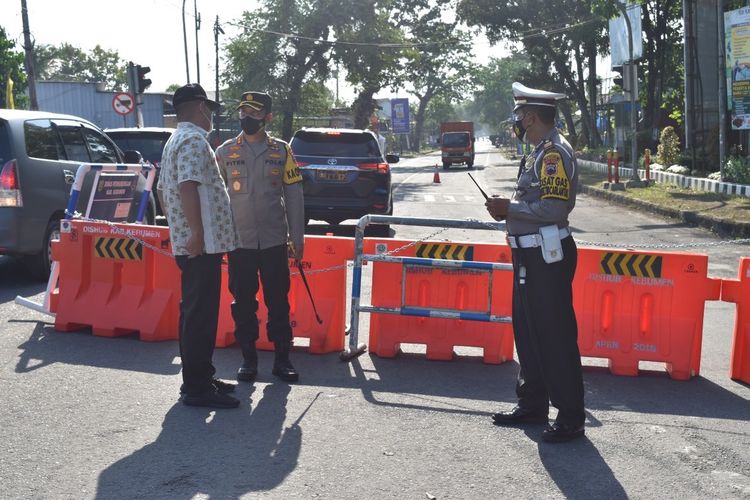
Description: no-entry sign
112,92,135,116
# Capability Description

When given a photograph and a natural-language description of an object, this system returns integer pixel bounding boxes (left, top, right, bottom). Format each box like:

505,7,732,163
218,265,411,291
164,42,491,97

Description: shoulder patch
539,151,570,201
543,140,554,150
282,143,302,185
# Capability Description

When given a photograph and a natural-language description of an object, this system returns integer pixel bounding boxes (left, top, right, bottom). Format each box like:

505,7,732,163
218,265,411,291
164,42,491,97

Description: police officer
485,82,585,443
215,91,305,383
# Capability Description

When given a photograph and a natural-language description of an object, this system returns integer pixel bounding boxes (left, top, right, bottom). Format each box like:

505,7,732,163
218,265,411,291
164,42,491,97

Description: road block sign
94,237,142,260
112,92,135,116
416,243,474,260
600,251,662,278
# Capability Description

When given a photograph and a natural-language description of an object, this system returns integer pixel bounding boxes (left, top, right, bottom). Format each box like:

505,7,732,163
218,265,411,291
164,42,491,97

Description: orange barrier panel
215,235,353,353
718,257,750,384
365,238,514,364
573,247,721,380
53,220,181,342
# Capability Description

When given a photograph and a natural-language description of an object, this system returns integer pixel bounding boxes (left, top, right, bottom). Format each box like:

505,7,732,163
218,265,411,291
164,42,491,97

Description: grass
578,169,750,224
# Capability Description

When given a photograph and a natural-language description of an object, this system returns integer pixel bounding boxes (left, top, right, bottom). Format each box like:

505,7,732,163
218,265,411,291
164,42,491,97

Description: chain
71,215,746,277
573,237,750,250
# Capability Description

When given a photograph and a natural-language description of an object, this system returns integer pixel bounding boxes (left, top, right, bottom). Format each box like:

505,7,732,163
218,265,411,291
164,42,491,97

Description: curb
578,183,750,239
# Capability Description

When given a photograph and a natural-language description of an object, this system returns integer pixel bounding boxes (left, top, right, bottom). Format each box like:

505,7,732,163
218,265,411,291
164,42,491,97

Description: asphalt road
1,141,748,499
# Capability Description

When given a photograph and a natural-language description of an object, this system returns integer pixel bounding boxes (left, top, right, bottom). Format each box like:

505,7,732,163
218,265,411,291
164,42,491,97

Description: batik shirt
158,121,238,256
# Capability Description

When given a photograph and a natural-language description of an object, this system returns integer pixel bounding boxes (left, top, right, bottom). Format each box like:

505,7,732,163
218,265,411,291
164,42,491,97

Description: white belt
507,227,571,249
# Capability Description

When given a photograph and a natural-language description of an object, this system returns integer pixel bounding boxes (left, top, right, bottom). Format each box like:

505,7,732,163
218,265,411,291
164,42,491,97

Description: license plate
316,170,347,182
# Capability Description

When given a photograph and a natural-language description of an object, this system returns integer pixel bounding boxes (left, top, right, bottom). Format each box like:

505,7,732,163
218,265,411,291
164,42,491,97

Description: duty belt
507,227,571,249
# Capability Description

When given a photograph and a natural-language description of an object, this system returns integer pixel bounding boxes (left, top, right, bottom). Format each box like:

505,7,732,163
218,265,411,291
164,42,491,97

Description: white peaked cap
512,82,567,112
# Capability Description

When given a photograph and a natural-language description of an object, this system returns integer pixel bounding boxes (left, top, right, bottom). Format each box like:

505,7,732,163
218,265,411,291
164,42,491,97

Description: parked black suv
290,128,398,225
105,127,173,216
0,110,154,278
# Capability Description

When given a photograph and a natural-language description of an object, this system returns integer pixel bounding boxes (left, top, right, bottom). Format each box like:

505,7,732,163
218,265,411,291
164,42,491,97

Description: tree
33,43,127,90
223,0,339,140
333,0,408,129
470,54,530,132
399,6,476,151
0,26,27,108
459,0,609,148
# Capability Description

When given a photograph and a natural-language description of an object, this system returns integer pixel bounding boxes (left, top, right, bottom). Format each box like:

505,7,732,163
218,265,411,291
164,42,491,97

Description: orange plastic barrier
53,220,181,342
365,238,514,364
215,235,353,353
573,247,721,380
718,257,750,384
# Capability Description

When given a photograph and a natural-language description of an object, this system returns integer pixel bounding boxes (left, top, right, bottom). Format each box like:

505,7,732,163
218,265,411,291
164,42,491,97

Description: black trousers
175,253,222,395
511,236,585,427
227,245,293,346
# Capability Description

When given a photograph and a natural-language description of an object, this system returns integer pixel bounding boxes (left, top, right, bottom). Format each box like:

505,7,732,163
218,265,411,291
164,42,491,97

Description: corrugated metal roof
35,81,165,129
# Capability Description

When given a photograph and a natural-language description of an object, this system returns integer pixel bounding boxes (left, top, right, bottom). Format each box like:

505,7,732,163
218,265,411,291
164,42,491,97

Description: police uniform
215,108,304,376
496,82,585,436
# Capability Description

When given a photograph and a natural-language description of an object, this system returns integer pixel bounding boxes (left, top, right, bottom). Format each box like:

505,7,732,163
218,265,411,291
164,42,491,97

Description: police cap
235,91,272,113
512,82,566,113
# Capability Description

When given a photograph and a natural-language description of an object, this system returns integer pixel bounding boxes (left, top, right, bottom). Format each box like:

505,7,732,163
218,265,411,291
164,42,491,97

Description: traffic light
136,65,152,94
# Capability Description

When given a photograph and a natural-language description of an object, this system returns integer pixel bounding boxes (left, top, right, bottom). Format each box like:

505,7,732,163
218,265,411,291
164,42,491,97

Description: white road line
444,195,455,202
424,194,436,202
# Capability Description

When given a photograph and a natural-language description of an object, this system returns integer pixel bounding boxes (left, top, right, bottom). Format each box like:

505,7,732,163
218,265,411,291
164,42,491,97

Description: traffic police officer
485,82,585,443
215,91,305,383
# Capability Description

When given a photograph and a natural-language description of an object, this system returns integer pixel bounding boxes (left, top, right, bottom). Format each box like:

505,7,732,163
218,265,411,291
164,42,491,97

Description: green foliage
470,53,530,133
33,43,127,90
723,146,750,185
0,26,28,108
223,0,338,139
656,126,680,166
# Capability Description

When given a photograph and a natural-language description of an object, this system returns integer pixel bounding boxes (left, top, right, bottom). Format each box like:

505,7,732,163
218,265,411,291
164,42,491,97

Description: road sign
112,92,135,116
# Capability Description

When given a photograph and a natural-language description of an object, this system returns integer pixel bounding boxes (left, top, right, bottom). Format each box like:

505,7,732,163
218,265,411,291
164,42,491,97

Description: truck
440,121,475,169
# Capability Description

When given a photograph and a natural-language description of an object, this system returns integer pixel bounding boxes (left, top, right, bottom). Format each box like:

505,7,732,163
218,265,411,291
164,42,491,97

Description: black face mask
241,116,265,135
513,119,527,142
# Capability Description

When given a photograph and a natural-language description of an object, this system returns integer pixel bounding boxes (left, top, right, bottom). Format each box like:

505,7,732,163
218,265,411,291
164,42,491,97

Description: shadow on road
95,384,304,499
0,256,45,305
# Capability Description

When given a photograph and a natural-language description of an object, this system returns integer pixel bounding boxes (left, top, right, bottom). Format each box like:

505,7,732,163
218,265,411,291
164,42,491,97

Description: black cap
172,83,220,111
235,91,272,113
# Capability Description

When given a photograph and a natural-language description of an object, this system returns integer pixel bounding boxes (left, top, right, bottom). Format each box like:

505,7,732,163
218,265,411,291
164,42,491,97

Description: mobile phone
467,172,489,200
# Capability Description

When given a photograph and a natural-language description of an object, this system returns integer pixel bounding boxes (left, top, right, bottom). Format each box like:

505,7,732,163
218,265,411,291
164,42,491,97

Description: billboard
726,7,750,129
391,98,410,134
609,2,643,66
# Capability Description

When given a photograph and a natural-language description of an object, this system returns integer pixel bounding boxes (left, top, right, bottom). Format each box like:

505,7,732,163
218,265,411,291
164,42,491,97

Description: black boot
272,341,299,382
237,342,258,382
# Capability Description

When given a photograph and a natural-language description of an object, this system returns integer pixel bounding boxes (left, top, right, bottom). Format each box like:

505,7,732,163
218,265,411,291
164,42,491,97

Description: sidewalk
577,160,750,239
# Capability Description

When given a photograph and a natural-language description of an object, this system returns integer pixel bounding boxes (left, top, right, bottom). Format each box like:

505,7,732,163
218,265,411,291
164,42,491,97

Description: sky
3,0,502,104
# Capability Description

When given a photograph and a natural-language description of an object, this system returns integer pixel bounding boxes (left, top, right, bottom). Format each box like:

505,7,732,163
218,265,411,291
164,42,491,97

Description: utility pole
214,16,224,143
617,1,644,187
182,0,190,83
214,16,223,105
194,0,201,84
718,0,727,179
20,0,38,110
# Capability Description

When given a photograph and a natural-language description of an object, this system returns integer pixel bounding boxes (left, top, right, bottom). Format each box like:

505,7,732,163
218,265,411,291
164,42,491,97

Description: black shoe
237,342,259,382
541,422,585,443
272,341,299,382
182,389,240,409
179,378,237,395
492,406,549,426
212,378,236,394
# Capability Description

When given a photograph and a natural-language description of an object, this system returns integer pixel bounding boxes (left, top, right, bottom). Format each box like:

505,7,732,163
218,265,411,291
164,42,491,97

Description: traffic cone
433,164,441,183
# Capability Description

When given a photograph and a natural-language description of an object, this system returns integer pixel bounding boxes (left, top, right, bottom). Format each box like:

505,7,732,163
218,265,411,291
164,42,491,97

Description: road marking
424,194,436,202
444,195,455,202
